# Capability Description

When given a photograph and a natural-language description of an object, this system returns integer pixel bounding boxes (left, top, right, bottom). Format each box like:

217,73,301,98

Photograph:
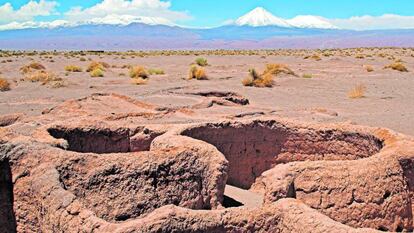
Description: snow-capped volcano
233,7,338,29
235,7,291,27
287,15,337,29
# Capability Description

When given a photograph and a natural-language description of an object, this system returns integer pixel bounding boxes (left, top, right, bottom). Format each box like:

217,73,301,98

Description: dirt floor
1,49,413,136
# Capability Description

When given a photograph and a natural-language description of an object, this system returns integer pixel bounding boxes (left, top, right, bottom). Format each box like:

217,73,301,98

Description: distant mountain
232,7,337,29
287,15,337,29
0,8,414,50
235,7,292,27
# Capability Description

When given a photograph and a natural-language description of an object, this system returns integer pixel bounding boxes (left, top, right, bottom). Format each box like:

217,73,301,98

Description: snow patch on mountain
235,7,291,27
287,15,337,29
0,15,175,31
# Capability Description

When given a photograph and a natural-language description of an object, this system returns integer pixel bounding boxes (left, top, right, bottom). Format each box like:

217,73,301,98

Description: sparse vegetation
384,62,408,72
0,77,10,91
264,64,296,76
242,63,296,88
20,62,45,74
304,54,322,61
25,70,65,88
129,66,149,79
65,65,83,72
86,61,110,72
242,68,273,87
90,68,104,77
148,68,165,75
364,65,374,72
195,57,208,66
302,74,313,79
348,84,366,99
188,65,208,80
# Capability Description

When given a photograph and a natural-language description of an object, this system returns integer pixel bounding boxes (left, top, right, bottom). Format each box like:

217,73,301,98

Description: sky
1,0,414,30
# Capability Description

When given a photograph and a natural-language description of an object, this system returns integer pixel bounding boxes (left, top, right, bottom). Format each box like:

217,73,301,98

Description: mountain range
0,7,413,50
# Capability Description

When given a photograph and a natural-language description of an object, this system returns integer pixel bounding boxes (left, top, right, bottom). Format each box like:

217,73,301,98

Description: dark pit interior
0,159,17,233
182,120,384,189
48,126,162,154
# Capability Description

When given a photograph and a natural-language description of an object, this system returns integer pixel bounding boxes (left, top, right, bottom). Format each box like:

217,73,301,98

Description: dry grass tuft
304,54,322,61
384,62,409,72
363,65,374,72
348,84,366,99
20,62,45,74
148,68,165,75
195,57,208,66
242,63,295,88
0,77,10,91
242,68,273,87
90,68,104,77
129,66,149,79
302,74,313,79
264,64,296,76
25,70,65,88
188,65,208,80
86,61,110,72
65,65,83,72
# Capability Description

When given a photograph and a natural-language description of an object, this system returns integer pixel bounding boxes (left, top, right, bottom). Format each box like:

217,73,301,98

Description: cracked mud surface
1,92,414,233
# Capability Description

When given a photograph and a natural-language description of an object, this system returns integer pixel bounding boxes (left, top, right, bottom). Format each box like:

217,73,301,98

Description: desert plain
1,48,414,232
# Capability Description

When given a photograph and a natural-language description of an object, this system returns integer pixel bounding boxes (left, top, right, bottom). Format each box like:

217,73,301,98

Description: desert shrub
25,70,64,88
129,66,149,79
86,61,110,72
80,57,87,62
0,77,10,91
131,77,147,85
90,69,104,77
304,54,321,61
188,65,207,80
355,54,365,59
302,74,313,79
364,65,374,72
242,64,296,88
348,84,366,99
20,62,45,74
65,65,83,72
148,68,165,75
195,57,208,66
242,68,273,87
384,62,408,72
264,64,296,76
242,68,259,86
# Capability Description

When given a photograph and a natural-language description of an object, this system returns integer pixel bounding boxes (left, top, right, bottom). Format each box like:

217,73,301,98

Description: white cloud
0,0,58,24
329,14,414,30
65,0,190,23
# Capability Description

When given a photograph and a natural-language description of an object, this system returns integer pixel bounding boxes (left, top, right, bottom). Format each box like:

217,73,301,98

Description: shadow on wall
0,159,17,233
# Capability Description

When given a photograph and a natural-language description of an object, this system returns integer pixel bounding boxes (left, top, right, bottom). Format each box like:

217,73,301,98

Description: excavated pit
56,149,218,223
48,126,162,154
0,159,17,233
182,120,384,189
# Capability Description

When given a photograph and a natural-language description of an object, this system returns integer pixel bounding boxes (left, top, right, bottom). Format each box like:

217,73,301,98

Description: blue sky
169,0,414,27
1,0,414,30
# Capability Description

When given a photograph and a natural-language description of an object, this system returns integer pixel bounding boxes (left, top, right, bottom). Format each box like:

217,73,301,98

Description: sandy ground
1,51,413,136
